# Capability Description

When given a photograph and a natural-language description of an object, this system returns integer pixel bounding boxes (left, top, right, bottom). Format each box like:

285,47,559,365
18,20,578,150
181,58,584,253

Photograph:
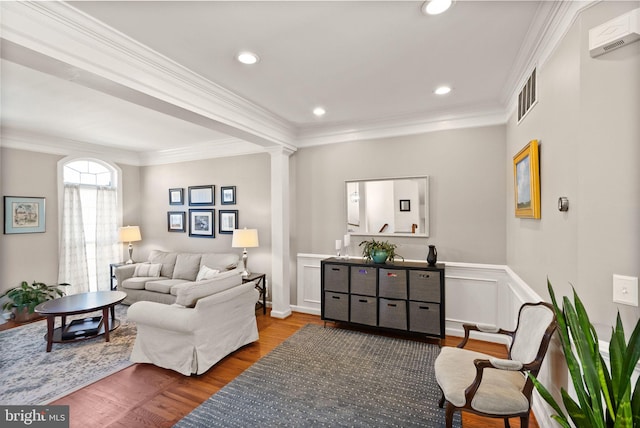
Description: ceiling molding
0,1,296,149
139,139,268,166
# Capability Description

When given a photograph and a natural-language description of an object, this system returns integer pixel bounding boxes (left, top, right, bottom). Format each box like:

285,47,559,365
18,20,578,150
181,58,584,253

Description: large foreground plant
530,280,640,428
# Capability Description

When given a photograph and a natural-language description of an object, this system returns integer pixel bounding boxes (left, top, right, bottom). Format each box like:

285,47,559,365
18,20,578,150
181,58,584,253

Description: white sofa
127,268,260,375
115,250,242,305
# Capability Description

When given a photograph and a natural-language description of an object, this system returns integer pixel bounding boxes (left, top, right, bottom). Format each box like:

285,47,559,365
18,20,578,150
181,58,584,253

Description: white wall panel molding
0,1,295,150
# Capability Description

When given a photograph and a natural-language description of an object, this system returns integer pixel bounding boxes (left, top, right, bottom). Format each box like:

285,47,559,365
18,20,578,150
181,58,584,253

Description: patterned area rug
0,304,135,405
176,324,461,427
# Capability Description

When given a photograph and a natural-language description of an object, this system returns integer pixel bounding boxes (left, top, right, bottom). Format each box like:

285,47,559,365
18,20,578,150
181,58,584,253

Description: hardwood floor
6,310,538,427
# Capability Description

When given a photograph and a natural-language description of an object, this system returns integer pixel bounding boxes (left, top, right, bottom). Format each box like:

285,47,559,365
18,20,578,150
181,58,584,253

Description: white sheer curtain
95,186,118,291
58,184,90,295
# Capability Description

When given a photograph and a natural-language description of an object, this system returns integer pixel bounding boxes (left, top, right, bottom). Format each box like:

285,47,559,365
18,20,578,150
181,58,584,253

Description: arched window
58,158,120,294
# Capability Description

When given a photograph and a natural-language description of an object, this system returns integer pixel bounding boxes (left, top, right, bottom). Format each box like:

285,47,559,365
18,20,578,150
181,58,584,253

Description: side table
243,273,267,314
109,262,127,291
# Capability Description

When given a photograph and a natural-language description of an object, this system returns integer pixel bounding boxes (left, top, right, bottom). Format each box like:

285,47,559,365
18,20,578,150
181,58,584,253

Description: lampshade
231,228,259,248
119,225,141,243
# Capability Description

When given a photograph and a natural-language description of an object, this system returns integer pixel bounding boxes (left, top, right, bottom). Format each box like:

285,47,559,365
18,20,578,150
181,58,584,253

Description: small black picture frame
169,188,184,205
189,209,215,238
167,211,186,232
399,199,411,212
221,186,236,205
219,210,238,234
189,185,215,206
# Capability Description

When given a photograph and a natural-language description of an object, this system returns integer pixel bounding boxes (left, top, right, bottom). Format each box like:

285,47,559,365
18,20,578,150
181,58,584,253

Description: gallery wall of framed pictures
166,185,238,238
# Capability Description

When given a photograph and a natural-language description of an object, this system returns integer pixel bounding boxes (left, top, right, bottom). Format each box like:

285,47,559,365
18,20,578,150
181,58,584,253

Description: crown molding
139,139,269,166
0,1,296,150
296,107,508,148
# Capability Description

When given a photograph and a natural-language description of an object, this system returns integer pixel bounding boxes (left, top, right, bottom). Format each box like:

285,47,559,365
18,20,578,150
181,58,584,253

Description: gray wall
136,153,272,280
292,125,507,265
506,1,640,328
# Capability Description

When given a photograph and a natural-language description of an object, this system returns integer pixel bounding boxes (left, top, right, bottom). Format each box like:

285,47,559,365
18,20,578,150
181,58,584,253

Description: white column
269,147,294,318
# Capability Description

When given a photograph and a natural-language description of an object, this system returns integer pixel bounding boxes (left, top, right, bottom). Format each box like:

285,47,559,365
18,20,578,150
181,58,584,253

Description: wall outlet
613,274,638,306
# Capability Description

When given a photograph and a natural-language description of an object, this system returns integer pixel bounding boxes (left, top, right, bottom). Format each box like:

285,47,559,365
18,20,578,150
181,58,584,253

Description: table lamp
232,228,259,276
119,225,142,264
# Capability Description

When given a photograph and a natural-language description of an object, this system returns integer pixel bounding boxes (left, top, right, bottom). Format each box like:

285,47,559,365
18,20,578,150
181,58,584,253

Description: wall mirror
345,176,429,237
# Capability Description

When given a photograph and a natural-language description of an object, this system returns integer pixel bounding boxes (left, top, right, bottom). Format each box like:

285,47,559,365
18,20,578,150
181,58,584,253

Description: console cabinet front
321,258,445,339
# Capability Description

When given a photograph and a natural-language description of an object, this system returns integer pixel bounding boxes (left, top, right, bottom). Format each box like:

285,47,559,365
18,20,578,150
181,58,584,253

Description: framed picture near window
219,210,238,234
188,185,215,206
4,196,46,234
167,211,186,232
513,139,541,219
399,199,411,212
169,188,184,205
189,209,215,238
221,186,236,205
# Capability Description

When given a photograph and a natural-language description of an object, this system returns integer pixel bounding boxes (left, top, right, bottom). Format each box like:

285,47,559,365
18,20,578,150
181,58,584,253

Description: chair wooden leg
438,393,445,408
504,418,511,428
520,416,529,428
445,402,455,428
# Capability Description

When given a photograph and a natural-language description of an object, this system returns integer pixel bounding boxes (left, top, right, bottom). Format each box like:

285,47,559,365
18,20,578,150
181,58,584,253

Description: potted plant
530,280,640,428
359,238,403,264
1,281,67,322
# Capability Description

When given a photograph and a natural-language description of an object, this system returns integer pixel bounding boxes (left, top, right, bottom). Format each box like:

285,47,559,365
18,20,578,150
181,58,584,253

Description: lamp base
241,249,250,277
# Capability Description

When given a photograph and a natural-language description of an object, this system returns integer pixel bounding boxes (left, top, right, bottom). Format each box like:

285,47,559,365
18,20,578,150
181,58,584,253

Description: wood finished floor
4,310,538,428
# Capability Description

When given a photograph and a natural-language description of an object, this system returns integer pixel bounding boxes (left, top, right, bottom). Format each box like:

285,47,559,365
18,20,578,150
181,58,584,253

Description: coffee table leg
45,316,54,352
102,307,110,342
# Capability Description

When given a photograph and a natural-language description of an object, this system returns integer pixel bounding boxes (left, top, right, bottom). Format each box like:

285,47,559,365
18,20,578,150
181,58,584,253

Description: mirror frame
345,176,429,238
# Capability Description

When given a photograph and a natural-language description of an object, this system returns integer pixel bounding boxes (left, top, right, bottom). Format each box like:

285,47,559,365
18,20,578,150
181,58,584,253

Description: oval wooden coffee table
35,291,127,352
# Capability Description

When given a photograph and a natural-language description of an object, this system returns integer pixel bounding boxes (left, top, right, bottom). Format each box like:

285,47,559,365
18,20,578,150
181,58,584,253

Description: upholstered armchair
434,302,557,428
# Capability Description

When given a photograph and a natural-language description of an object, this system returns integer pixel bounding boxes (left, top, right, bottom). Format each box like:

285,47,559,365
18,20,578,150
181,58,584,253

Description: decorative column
268,146,294,318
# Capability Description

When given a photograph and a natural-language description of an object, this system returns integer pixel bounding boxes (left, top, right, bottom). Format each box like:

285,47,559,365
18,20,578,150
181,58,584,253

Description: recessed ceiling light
237,51,259,65
313,107,326,117
422,0,452,15
434,86,452,95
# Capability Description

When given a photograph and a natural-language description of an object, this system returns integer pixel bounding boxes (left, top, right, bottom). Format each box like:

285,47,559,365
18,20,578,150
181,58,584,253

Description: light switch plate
613,274,638,306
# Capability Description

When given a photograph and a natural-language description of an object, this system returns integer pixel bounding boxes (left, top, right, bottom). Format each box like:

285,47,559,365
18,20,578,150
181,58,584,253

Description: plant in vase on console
359,238,403,264
1,281,67,322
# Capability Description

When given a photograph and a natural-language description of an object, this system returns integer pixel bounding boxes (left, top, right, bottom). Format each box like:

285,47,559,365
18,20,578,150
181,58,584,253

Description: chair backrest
509,302,556,370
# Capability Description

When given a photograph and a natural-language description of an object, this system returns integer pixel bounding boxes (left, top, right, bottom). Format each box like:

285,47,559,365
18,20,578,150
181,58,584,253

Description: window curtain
58,184,90,295
95,186,118,291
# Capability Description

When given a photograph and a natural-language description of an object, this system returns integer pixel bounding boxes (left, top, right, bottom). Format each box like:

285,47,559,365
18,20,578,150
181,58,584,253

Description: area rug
175,324,460,427
0,304,135,405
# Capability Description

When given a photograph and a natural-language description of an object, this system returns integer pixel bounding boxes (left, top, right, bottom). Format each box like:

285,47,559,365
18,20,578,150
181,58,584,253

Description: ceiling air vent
517,67,537,123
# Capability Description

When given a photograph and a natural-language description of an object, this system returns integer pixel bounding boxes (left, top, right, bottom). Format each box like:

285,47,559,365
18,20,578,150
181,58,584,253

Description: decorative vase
371,250,388,264
12,307,42,323
427,245,437,266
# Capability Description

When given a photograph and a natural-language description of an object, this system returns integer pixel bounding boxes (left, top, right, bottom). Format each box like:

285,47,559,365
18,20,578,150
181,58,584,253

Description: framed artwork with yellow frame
513,139,541,219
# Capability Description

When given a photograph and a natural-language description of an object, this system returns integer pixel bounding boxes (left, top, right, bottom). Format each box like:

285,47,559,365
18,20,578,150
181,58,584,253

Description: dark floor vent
517,67,537,123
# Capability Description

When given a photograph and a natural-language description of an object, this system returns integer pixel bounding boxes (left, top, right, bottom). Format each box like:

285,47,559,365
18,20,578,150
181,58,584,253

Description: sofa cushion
200,253,240,271
122,277,168,290
196,265,220,282
148,250,178,278
173,253,202,281
133,263,162,278
145,279,187,294
175,270,244,307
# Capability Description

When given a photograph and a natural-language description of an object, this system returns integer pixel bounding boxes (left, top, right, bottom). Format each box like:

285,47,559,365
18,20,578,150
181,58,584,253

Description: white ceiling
0,1,566,164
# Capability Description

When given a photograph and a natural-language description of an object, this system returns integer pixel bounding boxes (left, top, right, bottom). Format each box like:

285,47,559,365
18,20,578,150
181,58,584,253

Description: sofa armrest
127,302,196,333
115,264,137,284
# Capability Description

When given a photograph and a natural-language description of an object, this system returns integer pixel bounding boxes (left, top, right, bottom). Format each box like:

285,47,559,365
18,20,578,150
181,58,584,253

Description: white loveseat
115,250,242,305
126,266,259,375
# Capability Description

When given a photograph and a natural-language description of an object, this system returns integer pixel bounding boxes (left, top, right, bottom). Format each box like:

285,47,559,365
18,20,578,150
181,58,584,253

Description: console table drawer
409,270,441,302
409,302,440,335
379,269,407,299
324,292,348,321
379,298,407,330
350,295,377,326
323,264,349,293
350,267,376,296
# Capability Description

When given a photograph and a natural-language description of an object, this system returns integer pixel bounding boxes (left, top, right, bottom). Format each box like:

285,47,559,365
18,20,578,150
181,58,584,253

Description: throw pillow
133,263,162,278
196,265,220,282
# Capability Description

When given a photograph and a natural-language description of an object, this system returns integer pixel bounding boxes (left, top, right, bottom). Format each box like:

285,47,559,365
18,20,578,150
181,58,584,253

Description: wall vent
517,67,537,123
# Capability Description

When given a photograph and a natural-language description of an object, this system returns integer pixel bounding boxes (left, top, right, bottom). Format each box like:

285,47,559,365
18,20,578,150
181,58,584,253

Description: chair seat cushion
435,347,529,415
